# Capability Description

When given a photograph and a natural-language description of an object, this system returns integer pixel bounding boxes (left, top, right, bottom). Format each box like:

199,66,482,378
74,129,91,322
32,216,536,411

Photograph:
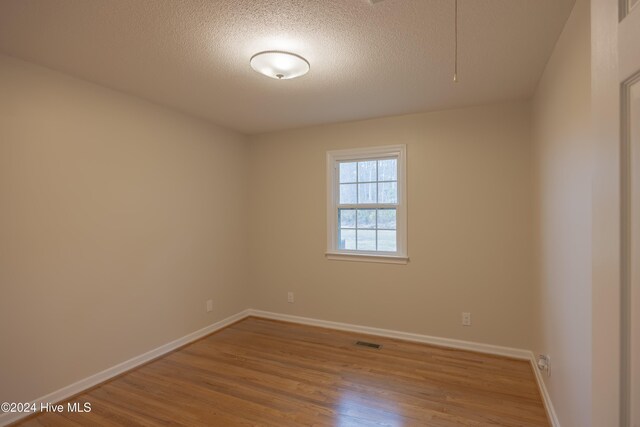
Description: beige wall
248,102,534,349
531,0,592,426
0,55,249,403
591,0,621,423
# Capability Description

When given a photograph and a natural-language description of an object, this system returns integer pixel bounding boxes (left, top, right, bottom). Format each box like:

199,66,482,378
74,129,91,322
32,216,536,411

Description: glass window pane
357,229,376,250
378,182,397,204
339,209,356,228
339,162,357,183
340,184,357,204
357,209,376,229
377,209,396,230
358,183,377,204
339,229,356,250
358,161,377,182
377,230,397,252
378,159,397,181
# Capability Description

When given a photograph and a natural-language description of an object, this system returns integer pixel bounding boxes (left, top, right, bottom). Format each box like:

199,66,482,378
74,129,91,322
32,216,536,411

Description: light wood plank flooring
15,317,549,426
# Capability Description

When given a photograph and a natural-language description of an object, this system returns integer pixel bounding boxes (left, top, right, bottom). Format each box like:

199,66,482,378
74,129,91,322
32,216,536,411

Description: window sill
325,252,409,265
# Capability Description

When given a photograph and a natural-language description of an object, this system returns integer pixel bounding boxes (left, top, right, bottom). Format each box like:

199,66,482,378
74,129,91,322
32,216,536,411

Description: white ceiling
0,0,576,134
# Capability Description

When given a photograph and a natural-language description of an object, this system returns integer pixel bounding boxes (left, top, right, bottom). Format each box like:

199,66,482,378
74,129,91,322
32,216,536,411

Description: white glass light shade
250,51,310,80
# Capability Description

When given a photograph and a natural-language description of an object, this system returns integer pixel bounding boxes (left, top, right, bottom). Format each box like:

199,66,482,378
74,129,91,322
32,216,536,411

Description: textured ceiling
0,0,576,134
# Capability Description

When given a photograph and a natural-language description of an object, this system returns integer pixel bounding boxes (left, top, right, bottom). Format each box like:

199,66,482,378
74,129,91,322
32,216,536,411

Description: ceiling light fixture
250,51,310,80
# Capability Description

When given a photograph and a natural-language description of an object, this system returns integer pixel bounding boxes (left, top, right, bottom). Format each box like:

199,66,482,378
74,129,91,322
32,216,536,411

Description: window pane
378,159,397,181
340,184,357,204
377,209,396,230
357,229,376,250
358,161,377,182
339,162,357,183
339,229,356,250
339,209,356,228
357,209,376,229
358,183,377,204
378,182,397,204
377,230,397,252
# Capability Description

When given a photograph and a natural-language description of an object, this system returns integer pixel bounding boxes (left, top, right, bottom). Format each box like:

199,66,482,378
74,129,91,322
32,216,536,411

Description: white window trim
326,144,408,264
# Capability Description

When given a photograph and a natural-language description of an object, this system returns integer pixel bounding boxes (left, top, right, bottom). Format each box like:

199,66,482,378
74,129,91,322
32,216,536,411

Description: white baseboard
529,354,561,427
248,309,532,359
2,308,559,427
0,309,252,427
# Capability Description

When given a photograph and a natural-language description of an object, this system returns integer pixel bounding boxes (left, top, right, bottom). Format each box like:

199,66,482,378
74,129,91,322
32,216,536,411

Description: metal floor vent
355,340,382,349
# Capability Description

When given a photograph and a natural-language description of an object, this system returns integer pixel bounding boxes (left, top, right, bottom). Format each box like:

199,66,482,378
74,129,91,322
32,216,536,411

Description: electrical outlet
287,292,294,303
537,354,551,377
462,312,471,326
206,299,213,312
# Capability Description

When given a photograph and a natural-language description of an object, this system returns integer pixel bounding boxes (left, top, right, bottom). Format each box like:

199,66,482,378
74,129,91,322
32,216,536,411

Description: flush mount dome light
250,51,310,80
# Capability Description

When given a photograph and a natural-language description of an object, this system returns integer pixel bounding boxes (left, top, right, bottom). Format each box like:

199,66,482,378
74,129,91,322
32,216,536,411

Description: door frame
619,2,640,424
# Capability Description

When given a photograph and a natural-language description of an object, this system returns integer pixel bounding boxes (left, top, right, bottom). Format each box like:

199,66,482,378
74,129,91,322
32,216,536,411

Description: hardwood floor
15,317,549,426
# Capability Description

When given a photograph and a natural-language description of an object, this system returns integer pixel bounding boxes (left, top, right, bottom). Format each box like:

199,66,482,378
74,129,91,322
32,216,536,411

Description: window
326,145,407,263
